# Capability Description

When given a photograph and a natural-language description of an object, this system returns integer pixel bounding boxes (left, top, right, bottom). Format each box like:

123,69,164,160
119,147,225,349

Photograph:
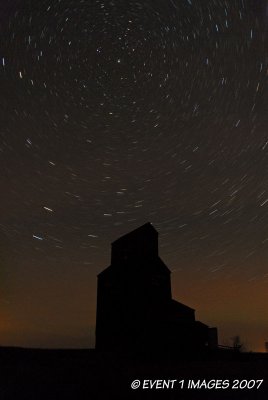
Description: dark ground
0,347,267,400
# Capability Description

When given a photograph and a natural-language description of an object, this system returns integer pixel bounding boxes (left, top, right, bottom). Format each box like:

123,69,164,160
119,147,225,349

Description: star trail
0,0,267,351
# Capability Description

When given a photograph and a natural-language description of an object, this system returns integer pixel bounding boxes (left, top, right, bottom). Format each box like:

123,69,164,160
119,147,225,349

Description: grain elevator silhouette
95,223,218,354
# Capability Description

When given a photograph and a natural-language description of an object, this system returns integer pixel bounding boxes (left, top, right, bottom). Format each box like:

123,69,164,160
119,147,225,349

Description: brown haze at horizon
0,0,267,352
1,238,267,352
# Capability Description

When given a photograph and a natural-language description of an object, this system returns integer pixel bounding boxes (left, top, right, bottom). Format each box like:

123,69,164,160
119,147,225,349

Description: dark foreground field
0,347,267,400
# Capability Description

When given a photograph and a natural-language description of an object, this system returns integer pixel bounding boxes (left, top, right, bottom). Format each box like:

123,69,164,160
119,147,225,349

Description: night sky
0,0,267,351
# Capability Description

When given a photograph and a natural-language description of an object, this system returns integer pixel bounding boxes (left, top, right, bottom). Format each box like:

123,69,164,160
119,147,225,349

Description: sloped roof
97,256,171,278
171,299,195,312
98,223,170,277
97,264,112,278
112,222,158,245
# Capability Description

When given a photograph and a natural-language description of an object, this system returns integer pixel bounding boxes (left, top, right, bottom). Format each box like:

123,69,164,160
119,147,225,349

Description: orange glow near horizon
1,264,267,352
172,272,268,353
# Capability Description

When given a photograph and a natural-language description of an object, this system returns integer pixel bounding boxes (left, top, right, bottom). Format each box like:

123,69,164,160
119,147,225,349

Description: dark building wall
208,327,218,350
169,300,195,322
95,260,172,351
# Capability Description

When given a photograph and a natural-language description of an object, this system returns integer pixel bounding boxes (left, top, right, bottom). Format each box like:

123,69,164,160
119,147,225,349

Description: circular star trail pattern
0,0,267,350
